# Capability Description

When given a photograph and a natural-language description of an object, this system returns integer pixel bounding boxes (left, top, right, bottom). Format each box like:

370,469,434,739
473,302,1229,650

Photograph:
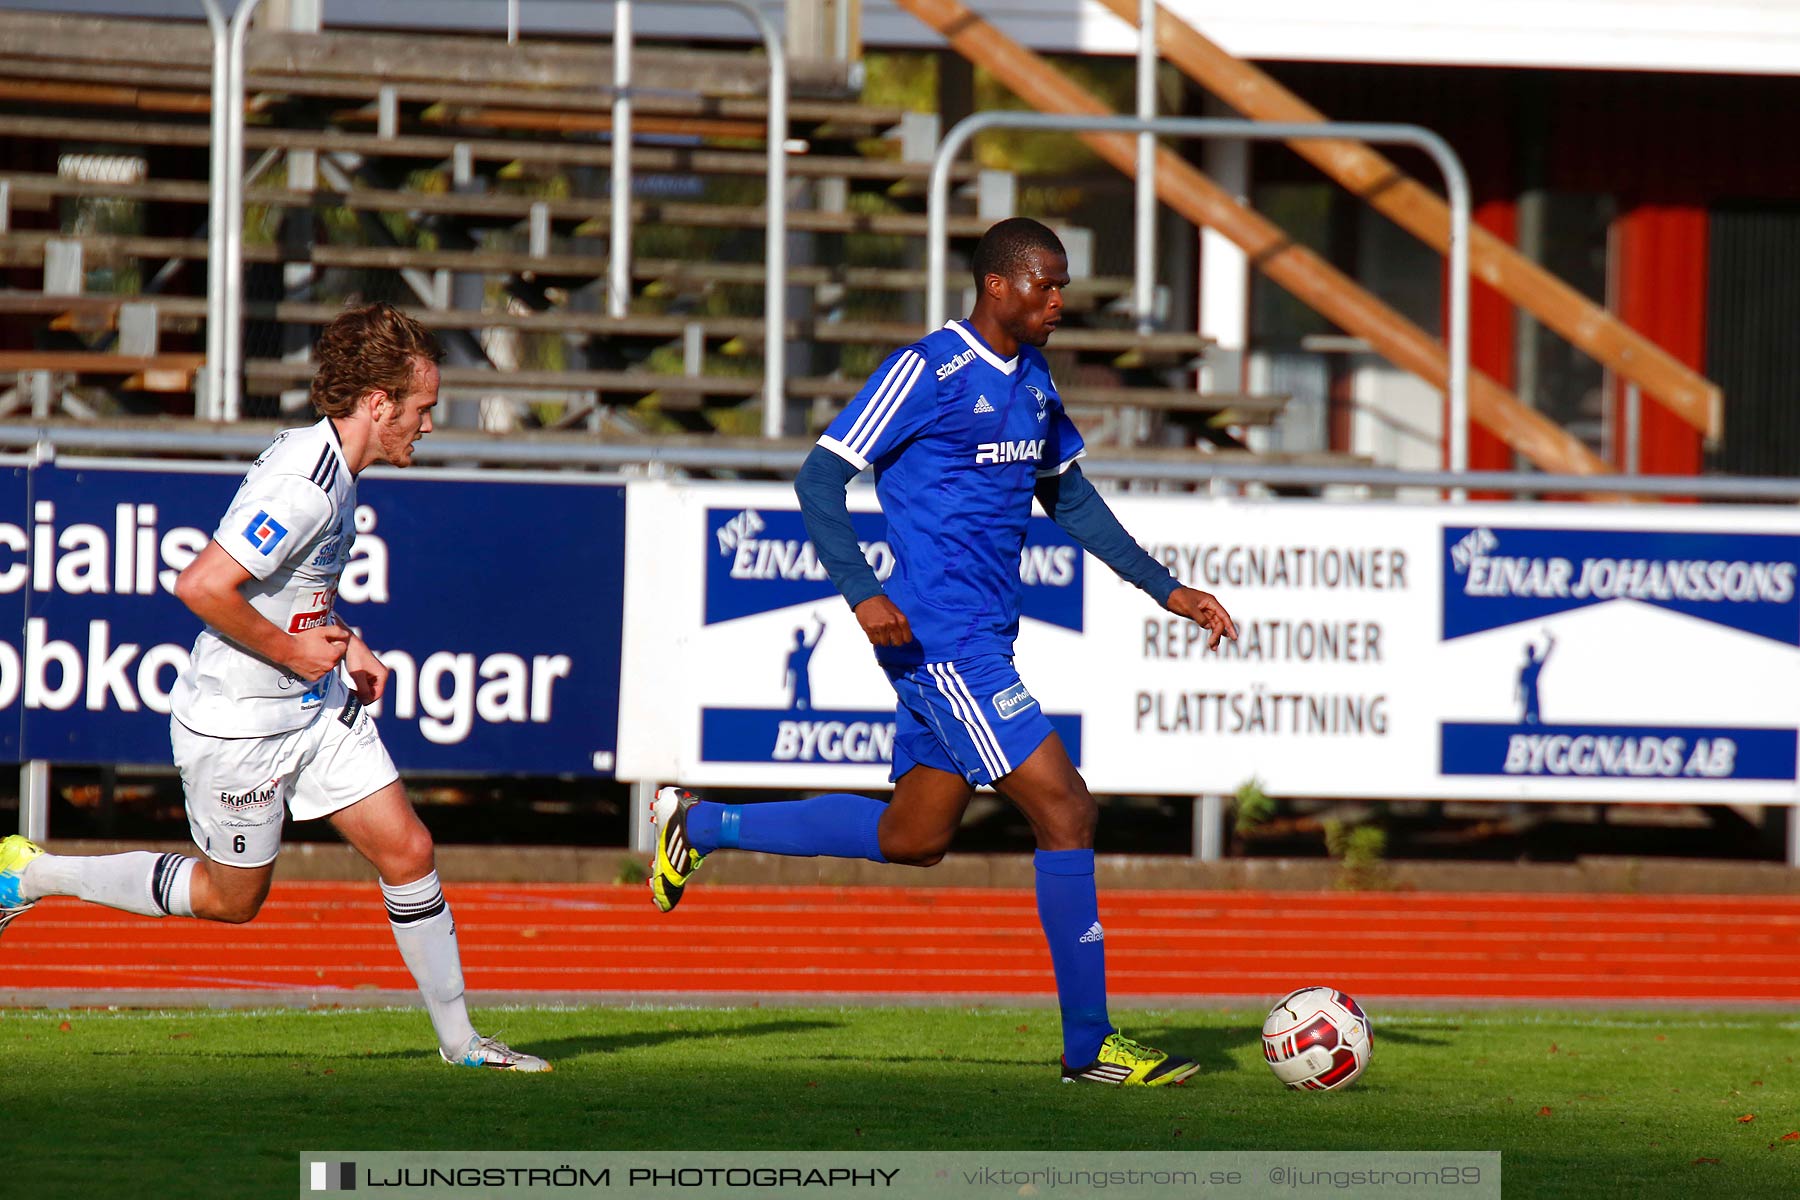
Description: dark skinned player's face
984,249,1068,348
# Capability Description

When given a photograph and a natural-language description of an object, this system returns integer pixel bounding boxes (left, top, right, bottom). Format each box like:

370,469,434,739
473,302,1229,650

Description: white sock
21,851,196,918
382,870,478,1057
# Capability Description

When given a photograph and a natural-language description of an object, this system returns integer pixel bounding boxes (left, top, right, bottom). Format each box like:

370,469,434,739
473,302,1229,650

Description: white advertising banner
617,482,1800,803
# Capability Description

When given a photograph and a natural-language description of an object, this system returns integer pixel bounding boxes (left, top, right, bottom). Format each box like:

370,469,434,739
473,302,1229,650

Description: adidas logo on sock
972,394,995,414
1079,921,1105,944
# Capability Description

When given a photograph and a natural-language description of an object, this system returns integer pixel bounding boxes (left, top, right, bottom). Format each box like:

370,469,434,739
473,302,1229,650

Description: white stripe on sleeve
1036,447,1088,479
842,351,920,447
816,435,868,470
844,352,925,461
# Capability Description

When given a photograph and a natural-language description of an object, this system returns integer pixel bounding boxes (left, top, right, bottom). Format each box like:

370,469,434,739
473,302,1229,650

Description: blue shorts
884,654,1055,786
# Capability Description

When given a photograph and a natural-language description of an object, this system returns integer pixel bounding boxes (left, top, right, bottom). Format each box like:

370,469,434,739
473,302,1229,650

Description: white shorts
172,684,399,868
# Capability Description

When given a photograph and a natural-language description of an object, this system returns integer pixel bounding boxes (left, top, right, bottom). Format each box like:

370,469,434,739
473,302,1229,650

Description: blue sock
684,795,887,862
1034,848,1113,1066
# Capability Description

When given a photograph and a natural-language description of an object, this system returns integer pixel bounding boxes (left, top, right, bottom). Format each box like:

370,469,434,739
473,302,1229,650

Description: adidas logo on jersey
1079,921,1105,944
972,394,995,414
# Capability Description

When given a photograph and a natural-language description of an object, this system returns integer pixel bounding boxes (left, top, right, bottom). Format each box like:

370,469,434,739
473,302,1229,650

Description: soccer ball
1260,986,1372,1090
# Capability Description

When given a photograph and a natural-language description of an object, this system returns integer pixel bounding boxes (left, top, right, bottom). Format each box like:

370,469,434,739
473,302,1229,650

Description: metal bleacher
0,9,1289,453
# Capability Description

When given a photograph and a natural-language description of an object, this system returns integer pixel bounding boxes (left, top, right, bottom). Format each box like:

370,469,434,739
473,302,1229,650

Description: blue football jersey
818,319,1086,666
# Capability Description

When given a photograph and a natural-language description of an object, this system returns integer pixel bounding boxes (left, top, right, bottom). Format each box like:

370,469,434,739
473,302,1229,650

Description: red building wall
1260,62,1800,478
1612,206,1707,476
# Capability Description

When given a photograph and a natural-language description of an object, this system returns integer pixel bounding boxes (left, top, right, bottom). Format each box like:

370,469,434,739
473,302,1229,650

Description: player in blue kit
649,218,1237,1086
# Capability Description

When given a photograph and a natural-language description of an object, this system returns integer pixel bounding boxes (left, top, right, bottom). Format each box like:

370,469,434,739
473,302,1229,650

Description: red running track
3,883,1799,1004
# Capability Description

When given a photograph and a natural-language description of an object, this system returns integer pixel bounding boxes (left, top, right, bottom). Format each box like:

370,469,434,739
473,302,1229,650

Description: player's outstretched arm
796,444,913,647
1035,465,1236,648
1035,464,1181,599
174,541,350,680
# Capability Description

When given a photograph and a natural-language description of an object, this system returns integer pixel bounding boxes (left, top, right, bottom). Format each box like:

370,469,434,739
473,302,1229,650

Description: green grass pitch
8,1005,1797,1198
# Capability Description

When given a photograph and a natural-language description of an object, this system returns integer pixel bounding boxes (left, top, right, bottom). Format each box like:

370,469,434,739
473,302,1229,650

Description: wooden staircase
892,0,1729,477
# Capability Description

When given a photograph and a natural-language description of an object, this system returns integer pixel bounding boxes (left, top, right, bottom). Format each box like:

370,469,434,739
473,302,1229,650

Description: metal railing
6,422,1800,501
202,1,788,434
197,0,230,421
926,114,1472,487
611,1,635,319
207,0,271,423
608,0,789,439
1134,0,1156,338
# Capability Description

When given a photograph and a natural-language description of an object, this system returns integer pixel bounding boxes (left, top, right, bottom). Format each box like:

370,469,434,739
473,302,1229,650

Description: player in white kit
0,304,548,1071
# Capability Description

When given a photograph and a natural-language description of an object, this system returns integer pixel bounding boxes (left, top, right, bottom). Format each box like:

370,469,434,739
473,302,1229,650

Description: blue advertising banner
1443,525,1800,644
1440,723,1797,781
1436,520,1800,793
704,506,1084,632
20,462,236,765
694,499,1083,775
7,460,624,774
0,463,29,762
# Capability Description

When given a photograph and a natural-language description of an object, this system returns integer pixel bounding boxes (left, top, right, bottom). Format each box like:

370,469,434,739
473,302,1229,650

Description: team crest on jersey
241,510,289,555
1025,384,1049,421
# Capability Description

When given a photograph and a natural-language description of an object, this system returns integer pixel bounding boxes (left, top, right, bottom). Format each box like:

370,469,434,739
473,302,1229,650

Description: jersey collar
946,320,1018,376
319,416,354,478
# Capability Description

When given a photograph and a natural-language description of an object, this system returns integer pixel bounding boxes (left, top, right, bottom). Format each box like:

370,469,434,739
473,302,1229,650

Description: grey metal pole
20,760,48,842
1625,381,1642,475
507,0,520,43
1193,794,1223,861
613,0,786,438
1443,143,1471,501
928,115,1472,486
1134,0,1156,338
756,10,789,440
198,0,229,421
630,778,658,853
222,0,270,423
609,0,633,320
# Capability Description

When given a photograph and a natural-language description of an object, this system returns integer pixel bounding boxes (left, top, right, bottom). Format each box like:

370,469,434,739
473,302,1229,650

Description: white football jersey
171,418,356,737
